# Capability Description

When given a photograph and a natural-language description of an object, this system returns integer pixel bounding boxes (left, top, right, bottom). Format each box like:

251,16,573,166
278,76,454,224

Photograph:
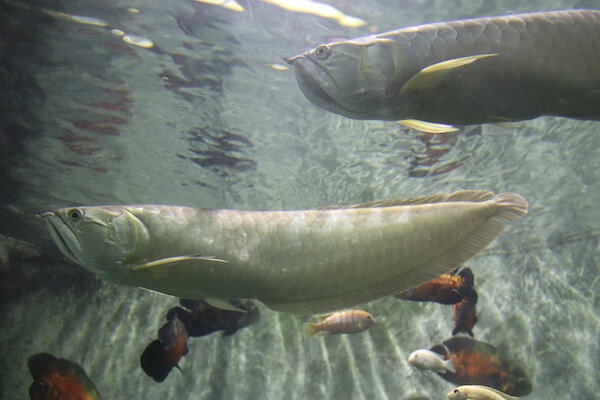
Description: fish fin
28,353,59,381
263,193,526,314
221,327,239,337
397,119,458,134
493,121,522,129
399,53,498,95
392,192,526,289
445,358,456,374
29,382,50,399
305,323,319,337
313,312,335,321
321,189,495,209
430,344,448,358
138,287,178,297
205,298,248,313
131,255,228,272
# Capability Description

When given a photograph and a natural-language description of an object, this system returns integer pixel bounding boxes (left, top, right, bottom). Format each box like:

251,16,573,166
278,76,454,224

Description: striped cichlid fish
39,190,526,314
284,10,600,132
305,309,376,336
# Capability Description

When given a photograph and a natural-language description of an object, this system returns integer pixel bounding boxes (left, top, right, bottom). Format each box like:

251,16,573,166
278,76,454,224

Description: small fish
305,309,376,336
395,267,474,304
285,10,600,131
167,298,260,337
452,289,478,336
140,315,188,382
39,190,527,314
429,337,532,396
27,352,102,400
262,0,365,27
408,349,456,374
448,385,519,400
194,0,245,12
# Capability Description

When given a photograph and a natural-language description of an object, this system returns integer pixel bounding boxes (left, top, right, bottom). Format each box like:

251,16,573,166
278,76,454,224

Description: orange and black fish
166,298,260,337
395,267,474,304
452,289,478,337
140,315,188,382
27,352,102,400
429,337,532,396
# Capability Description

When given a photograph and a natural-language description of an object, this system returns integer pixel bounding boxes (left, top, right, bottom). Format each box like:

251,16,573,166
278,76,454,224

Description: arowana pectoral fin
131,255,228,272
205,298,248,313
399,53,499,95
397,119,458,133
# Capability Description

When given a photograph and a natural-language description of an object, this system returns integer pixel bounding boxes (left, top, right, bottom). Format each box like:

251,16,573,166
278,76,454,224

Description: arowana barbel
284,9,600,132
40,190,527,314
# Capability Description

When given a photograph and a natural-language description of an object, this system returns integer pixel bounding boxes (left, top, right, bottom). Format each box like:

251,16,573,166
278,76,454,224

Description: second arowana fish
285,10,600,132
39,190,526,314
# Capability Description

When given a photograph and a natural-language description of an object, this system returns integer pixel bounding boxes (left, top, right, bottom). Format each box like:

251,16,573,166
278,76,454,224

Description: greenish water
1,0,598,399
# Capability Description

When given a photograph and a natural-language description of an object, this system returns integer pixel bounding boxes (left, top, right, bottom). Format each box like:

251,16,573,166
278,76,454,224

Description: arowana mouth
292,58,338,105
40,213,81,265
291,57,360,118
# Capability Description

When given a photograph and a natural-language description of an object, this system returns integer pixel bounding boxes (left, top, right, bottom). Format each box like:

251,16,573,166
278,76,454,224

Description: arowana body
285,10,600,132
40,190,526,314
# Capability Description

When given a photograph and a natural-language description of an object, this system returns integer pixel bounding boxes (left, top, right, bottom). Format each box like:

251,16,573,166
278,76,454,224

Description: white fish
408,349,456,374
39,190,526,314
448,385,519,400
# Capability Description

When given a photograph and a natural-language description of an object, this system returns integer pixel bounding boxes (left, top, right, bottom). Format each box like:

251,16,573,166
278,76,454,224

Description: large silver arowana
40,190,527,314
285,10,600,129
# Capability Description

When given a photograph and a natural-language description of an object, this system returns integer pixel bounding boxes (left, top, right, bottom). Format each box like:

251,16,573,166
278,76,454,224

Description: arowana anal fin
397,119,458,134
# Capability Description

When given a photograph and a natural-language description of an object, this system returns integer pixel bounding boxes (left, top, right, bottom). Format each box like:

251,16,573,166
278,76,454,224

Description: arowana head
284,36,402,120
39,206,148,281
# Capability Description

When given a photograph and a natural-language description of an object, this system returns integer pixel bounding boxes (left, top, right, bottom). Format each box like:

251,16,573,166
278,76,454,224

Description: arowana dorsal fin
320,189,494,210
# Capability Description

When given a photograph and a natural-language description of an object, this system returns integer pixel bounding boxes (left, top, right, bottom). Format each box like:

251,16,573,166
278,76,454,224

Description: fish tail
305,323,320,337
493,193,528,222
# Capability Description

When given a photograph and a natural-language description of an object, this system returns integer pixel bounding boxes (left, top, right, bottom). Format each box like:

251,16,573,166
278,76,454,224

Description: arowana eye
314,44,331,59
68,209,82,221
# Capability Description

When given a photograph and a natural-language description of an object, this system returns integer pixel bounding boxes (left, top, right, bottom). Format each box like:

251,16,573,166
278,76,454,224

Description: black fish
140,315,188,382
452,289,479,336
167,298,260,337
430,337,532,396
